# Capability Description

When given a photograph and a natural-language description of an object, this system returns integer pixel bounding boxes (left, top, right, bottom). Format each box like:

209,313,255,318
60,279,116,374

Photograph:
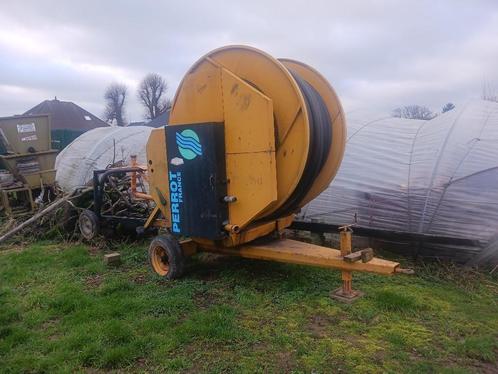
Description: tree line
392,102,455,120
103,75,477,125
103,73,171,126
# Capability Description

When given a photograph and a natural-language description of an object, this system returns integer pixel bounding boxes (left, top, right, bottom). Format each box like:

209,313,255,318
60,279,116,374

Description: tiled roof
24,99,108,131
145,109,170,128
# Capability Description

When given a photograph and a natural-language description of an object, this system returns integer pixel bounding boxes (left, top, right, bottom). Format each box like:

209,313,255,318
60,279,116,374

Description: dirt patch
474,360,498,374
308,314,337,338
40,318,61,341
135,357,147,368
471,348,498,374
84,274,104,289
193,253,227,282
183,344,206,373
193,289,219,309
132,274,147,285
276,351,296,373
83,368,108,374
197,271,220,282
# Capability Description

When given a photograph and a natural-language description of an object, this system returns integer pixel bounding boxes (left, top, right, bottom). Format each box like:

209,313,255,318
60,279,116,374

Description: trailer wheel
148,235,185,280
78,209,99,240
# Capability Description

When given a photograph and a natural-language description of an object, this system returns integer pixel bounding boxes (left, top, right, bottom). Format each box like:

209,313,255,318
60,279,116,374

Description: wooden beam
201,238,399,275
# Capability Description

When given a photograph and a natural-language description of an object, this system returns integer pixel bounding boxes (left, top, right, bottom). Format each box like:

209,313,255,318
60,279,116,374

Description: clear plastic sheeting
55,126,153,193
299,100,498,265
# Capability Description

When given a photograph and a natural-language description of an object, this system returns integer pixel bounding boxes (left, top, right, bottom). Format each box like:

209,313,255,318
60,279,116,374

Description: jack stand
331,226,364,303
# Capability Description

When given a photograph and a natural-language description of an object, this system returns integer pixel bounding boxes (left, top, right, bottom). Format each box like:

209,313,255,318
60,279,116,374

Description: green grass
0,241,497,373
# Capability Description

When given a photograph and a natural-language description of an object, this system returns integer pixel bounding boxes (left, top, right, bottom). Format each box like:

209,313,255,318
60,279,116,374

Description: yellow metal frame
145,128,171,225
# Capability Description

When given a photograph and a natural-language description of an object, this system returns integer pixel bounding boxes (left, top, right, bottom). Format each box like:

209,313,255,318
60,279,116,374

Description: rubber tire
78,209,100,240
148,235,185,280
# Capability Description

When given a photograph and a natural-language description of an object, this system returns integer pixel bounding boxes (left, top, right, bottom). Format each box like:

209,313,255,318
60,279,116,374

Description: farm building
128,109,170,128
298,99,498,265
143,109,170,128
23,98,109,150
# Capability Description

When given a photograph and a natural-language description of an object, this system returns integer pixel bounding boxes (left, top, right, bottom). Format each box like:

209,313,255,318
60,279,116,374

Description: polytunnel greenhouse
55,126,153,193
298,100,498,265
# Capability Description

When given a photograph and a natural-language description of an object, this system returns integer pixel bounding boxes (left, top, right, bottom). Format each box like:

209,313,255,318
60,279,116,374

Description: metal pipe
224,224,241,234
130,155,153,201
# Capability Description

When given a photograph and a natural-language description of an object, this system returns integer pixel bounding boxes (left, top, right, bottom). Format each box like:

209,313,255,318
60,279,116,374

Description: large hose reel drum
163,45,346,232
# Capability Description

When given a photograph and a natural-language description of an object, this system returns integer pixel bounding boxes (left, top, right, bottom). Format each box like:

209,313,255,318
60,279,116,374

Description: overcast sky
1,0,497,122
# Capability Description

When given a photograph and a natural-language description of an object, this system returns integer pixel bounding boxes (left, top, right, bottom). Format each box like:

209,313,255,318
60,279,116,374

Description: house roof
23,98,108,131
145,109,170,128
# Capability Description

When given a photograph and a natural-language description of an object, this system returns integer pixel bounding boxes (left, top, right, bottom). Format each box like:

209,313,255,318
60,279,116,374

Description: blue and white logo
176,129,202,160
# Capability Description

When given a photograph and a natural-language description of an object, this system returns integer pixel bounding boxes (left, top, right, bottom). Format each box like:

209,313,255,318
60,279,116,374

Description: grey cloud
0,0,497,121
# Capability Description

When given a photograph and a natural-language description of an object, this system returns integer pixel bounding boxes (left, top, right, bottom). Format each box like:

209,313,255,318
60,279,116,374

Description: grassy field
0,240,497,373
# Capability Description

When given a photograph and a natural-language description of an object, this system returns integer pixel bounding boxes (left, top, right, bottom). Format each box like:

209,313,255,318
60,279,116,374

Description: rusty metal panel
0,114,52,154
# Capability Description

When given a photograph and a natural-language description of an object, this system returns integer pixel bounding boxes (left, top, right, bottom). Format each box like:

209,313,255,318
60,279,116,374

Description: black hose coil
268,70,333,218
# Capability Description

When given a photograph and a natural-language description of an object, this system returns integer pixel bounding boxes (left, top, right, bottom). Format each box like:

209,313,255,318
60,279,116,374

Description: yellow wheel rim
151,246,170,276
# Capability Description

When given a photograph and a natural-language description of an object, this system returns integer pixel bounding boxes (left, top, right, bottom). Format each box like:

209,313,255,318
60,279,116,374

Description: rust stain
197,83,207,94
239,94,251,111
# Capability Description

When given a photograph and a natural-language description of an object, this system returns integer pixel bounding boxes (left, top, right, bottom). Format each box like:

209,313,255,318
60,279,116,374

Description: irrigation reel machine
79,46,410,301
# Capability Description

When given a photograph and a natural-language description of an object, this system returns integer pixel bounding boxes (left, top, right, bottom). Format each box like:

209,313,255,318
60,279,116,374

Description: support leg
331,228,363,302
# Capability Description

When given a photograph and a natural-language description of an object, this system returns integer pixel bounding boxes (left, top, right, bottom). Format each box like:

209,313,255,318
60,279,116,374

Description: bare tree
104,83,127,126
137,73,171,120
392,105,436,120
442,102,455,113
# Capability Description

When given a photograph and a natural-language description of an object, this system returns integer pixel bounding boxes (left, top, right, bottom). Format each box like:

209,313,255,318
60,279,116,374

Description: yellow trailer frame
129,162,406,301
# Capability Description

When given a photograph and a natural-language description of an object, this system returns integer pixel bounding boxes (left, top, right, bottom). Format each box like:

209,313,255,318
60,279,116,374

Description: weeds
0,241,497,373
